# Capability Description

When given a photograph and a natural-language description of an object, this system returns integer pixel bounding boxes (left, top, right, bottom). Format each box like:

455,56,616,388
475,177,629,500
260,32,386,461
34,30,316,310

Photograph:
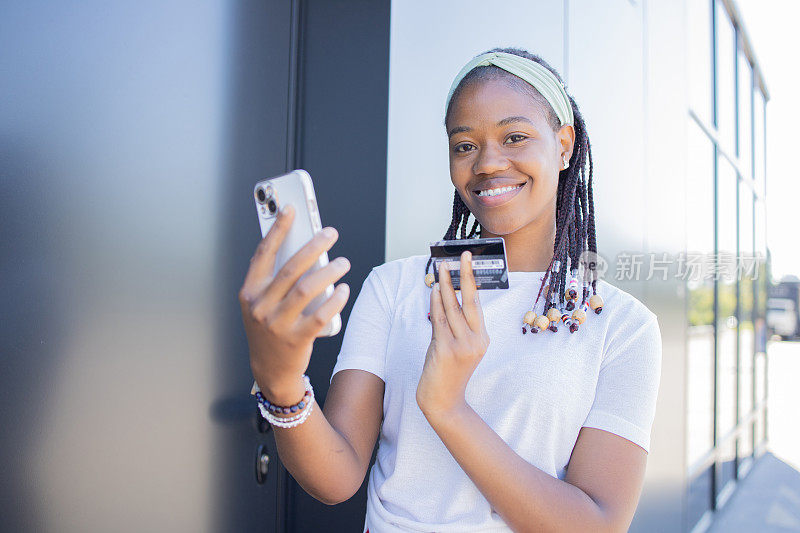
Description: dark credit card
429,237,509,290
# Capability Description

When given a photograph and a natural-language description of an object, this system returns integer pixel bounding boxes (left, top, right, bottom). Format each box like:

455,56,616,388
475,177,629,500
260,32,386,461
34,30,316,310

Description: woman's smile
472,180,526,208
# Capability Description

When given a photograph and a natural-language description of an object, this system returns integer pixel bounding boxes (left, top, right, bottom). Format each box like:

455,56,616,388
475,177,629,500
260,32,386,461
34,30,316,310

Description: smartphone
253,169,342,338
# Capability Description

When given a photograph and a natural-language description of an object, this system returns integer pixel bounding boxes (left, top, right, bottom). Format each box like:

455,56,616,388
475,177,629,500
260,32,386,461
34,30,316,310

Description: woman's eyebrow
448,116,536,139
497,115,535,128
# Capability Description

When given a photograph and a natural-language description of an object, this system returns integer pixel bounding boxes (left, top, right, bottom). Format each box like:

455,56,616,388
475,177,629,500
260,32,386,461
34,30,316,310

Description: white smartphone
250,169,342,396
253,168,342,338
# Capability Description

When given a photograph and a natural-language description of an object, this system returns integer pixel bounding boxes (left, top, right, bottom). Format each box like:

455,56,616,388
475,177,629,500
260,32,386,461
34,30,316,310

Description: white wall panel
569,0,646,293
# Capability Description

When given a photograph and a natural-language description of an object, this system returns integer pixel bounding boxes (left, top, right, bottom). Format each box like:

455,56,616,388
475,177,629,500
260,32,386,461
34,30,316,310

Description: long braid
586,137,598,295
445,189,462,239
426,46,600,332
576,134,592,305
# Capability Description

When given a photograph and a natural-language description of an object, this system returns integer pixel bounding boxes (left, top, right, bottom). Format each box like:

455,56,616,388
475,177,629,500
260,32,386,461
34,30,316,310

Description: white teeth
476,184,523,197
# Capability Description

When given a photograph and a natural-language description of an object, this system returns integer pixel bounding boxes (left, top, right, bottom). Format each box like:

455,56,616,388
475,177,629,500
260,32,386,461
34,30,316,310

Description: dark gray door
0,0,389,531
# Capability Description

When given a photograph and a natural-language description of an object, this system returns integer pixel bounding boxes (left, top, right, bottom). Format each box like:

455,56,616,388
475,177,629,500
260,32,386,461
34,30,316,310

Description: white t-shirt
329,254,662,533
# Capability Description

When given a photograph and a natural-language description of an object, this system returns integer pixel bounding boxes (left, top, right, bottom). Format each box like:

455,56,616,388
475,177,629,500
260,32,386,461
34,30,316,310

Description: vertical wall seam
563,0,569,85
286,0,306,171
385,3,394,264
642,0,649,266
280,3,304,530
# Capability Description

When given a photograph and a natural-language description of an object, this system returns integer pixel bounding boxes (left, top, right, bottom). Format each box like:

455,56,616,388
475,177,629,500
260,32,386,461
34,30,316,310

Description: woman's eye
453,144,473,153
505,134,527,144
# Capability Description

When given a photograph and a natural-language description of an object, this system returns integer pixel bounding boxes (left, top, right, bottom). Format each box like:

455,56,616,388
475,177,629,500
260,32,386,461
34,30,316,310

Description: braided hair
425,47,599,324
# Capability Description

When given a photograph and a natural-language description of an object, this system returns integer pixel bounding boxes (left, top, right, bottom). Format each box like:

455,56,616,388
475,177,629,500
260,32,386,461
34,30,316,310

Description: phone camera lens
256,187,267,204
267,199,277,214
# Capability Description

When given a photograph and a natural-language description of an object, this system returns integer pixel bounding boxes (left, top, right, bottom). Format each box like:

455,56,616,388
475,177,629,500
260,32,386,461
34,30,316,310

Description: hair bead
523,310,536,326
589,294,604,314
566,270,579,300
534,315,550,330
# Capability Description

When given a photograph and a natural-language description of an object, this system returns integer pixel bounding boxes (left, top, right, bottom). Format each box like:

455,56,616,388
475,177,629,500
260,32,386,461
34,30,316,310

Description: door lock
255,444,270,484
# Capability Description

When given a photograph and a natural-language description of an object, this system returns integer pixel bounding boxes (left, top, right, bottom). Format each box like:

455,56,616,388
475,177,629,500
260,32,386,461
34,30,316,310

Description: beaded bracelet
255,374,315,429
258,397,314,428
255,375,313,415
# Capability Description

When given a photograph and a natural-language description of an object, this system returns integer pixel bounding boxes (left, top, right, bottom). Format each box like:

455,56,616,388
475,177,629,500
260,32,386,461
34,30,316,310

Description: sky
736,0,800,281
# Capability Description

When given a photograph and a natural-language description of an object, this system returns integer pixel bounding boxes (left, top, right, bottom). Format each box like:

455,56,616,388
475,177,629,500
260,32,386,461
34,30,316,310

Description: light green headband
445,51,574,127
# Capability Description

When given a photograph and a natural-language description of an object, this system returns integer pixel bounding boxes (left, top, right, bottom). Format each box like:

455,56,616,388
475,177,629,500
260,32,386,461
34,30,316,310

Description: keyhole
255,444,270,484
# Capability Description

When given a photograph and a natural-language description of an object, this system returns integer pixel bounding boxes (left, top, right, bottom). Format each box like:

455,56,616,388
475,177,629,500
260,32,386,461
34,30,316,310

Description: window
685,1,769,528
737,48,753,178
688,0,713,124
714,0,736,152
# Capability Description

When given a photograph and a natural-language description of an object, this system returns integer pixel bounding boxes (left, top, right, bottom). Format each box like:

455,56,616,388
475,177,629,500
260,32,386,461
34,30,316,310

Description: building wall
0,3,229,531
0,0,767,530
0,1,392,531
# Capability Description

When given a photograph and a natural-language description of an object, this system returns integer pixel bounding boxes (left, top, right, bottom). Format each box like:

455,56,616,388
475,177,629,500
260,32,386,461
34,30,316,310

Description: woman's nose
472,143,510,175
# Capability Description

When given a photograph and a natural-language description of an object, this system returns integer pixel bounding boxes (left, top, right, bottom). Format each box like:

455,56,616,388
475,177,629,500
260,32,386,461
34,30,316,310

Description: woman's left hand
416,250,490,419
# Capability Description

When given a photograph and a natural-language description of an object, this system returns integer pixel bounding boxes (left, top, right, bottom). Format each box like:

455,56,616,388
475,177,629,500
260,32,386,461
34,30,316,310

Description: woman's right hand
238,204,351,399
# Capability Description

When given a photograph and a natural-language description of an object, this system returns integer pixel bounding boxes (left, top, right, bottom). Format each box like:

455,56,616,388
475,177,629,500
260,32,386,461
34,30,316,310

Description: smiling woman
255,46,663,533
322,47,663,533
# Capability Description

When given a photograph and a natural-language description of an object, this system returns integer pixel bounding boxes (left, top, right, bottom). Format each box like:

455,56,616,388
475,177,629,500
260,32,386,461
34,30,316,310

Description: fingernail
465,251,471,260
434,282,440,292
322,227,337,238
281,203,293,215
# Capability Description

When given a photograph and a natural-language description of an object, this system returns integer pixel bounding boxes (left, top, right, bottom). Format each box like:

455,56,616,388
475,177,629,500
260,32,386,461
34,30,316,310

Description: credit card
429,237,509,290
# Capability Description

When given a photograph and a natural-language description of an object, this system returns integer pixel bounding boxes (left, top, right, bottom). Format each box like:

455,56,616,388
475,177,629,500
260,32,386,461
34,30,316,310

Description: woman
240,47,662,532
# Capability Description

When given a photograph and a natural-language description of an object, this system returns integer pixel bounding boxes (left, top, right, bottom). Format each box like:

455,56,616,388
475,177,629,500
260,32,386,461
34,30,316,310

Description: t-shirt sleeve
581,312,662,453
329,267,393,385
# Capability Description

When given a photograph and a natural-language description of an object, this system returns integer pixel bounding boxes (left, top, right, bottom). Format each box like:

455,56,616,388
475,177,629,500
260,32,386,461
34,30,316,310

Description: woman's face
446,77,574,237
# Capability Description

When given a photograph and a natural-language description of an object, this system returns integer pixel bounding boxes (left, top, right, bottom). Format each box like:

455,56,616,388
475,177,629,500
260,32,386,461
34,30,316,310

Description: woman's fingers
458,251,484,333
240,204,295,302
429,278,453,342
276,256,351,320
437,260,467,338
265,226,340,305
295,282,350,338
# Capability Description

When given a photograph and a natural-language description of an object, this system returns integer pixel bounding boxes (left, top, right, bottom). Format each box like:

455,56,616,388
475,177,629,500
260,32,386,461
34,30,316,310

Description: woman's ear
557,123,576,162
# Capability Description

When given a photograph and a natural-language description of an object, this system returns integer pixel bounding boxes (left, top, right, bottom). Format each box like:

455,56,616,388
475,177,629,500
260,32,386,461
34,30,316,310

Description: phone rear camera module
267,199,277,215
256,187,267,204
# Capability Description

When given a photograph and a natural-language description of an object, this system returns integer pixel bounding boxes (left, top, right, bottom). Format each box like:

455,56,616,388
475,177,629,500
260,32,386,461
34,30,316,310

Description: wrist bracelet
255,375,312,414
255,374,314,428
258,397,314,428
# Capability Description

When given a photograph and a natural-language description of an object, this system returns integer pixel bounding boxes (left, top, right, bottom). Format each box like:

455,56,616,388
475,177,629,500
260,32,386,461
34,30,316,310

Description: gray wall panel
1,2,231,531
288,0,390,531
0,1,390,531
